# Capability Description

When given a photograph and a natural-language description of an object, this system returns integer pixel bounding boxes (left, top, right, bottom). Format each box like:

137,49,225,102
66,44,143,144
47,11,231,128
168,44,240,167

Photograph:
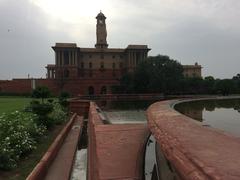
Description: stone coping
147,98,240,180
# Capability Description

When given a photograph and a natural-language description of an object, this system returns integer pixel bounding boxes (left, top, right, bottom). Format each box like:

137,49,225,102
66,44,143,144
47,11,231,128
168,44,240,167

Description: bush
29,101,54,128
58,91,70,109
32,86,51,103
0,111,46,170
49,104,67,125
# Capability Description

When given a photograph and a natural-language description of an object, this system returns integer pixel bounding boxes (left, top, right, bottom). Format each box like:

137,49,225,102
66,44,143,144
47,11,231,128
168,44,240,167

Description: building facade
0,12,201,96
46,11,150,95
183,62,202,78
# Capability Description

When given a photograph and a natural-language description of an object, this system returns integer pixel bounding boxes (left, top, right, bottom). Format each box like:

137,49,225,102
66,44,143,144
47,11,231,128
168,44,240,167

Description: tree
120,55,184,94
32,86,51,103
215,79,237,96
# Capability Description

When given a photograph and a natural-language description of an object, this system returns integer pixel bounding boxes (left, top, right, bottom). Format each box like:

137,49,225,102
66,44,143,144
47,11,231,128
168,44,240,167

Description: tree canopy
117,55,240,95
120,55,183,94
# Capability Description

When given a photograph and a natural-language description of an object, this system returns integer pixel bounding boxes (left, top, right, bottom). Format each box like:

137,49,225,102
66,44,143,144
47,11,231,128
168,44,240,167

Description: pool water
175,98,240,137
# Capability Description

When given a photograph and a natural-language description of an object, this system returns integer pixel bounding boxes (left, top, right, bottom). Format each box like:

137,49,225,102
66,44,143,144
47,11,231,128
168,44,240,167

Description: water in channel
96,100,157,124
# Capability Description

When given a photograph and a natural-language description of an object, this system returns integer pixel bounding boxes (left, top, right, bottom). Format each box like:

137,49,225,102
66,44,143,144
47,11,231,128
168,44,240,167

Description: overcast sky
0,0,240,79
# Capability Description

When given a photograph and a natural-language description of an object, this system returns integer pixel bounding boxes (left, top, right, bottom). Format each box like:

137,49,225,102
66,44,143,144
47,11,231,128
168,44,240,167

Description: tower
95,11,108,49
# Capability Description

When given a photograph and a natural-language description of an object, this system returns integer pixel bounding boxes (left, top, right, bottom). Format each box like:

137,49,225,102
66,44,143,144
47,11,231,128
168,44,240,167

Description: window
120,55,123,59
78,68,84,77
112,55,115,59
89,70,92,77
112,71,116,77
100,62,104,69
81,62,84,68
89,62,92,68
88,86,94,95
119,62,123,68
112,63,116,69
89,55,92,58
100,86,107,94
101,54,104,59
64,69,69,78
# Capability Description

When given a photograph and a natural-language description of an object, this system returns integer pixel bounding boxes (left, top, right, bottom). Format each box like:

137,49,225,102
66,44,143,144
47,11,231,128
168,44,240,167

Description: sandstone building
45,11,150,95
0,12,201,95
183,62,202,78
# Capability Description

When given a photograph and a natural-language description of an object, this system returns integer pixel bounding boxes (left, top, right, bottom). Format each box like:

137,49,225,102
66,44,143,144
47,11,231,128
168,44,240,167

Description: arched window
64,69,69,78
88,86,94,95
100,86,107,94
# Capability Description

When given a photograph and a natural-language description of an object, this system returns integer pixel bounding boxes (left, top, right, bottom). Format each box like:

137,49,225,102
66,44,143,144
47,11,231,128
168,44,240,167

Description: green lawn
0,97,32,114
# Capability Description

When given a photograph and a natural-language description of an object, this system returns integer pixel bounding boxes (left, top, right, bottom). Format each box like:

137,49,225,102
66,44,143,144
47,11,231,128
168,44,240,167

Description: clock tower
95,11,108,49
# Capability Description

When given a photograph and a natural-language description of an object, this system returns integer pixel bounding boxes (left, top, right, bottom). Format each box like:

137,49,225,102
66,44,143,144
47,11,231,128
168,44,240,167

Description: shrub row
0,102,67,170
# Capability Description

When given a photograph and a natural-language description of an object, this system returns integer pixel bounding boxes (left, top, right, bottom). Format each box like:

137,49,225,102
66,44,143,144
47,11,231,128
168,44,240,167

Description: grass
0,123,66,180
0,96,32,114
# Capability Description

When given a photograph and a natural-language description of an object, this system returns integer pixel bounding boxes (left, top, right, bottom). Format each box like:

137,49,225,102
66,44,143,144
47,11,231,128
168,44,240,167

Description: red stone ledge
26,113,80,180
147,100,240,180
87,102,149,180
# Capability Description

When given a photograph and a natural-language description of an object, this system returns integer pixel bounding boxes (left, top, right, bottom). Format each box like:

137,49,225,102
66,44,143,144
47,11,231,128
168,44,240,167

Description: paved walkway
44,116,83,180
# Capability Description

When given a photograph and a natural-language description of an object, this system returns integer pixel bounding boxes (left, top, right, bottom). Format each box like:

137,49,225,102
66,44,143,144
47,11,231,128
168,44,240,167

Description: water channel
97,100,157,124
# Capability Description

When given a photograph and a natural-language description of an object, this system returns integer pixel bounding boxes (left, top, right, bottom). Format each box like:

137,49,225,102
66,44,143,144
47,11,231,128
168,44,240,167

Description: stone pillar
61,51,64,66
133,52,136,67
47,69,50,79
55,51,57,65
75,51,77,65
69,51,71,65
128,52,130,67
130,52,132,67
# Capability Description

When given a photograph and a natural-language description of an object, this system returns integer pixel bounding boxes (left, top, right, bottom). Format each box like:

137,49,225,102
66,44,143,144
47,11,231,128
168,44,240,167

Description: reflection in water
96,100,157,124
96,100,157,111
175,98,240,137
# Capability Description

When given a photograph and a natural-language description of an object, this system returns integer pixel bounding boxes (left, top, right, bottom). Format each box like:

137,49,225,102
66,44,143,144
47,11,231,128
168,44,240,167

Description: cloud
0,0,240,79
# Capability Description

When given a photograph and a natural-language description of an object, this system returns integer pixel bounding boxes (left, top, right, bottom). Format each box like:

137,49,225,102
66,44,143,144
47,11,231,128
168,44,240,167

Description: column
47,69,50,78
130,52,132,67
69,51,71,65
134,52,136,66
75,51,77,65
55,52,57,65
61,51,64,66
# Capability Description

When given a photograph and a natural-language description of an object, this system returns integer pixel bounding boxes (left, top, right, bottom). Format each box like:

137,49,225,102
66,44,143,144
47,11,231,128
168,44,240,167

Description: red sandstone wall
87,102,103,180
0,79,32,94
0,78,120,96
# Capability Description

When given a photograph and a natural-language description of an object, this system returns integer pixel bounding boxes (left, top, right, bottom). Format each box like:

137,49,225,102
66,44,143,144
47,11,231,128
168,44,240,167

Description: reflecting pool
175,98,240,137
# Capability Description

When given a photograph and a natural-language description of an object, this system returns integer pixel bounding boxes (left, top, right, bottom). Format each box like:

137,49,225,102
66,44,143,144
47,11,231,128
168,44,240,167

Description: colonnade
127,51,148,68
56,50,78,66
47,68,55,79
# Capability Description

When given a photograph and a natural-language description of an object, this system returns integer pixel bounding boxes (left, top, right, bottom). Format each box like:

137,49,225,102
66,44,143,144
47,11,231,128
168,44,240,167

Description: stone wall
0,78,119,96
